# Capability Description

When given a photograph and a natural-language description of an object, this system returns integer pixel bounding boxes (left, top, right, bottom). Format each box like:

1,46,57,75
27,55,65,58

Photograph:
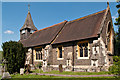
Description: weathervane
107,1,109,6
28,4,30,12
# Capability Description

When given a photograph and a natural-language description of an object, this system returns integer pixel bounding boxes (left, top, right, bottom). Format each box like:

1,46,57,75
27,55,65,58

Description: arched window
58,46,62,58
78,42,88,58
107,22,112,51
36,48,42,60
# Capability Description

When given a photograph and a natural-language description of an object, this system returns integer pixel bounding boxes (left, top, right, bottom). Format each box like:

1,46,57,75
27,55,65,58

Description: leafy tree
109,56,120,76
115,0,120,56
2,41,26,74
109,0,120,77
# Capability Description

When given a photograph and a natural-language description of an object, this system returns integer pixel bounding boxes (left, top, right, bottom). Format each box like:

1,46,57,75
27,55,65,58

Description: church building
20,3,114,72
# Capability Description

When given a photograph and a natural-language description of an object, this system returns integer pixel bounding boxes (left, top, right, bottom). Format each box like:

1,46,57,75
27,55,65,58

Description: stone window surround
57,45,64,60
34,46,43,62
106,21,114,54
36,50,42,60
77,40,90,59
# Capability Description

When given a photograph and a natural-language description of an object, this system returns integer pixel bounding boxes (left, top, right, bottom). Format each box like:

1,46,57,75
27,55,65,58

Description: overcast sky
0,2,118,50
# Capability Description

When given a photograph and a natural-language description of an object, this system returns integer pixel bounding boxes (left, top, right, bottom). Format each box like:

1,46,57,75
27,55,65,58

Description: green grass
10,74,66,78
32,69,110,75
0,73,117,80
10,74,115,78
6,74,117,80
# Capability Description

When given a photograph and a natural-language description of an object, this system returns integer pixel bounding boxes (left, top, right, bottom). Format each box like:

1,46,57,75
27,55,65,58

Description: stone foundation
49,65,110,72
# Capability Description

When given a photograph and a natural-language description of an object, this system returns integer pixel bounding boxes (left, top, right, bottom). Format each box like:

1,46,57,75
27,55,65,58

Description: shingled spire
20,11,37,30
20,4,38,40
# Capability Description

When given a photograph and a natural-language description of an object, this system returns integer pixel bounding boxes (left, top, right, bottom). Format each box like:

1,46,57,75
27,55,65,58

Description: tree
109,0,120,77
114,0,120,56
2,41,26,74
109,56,120,76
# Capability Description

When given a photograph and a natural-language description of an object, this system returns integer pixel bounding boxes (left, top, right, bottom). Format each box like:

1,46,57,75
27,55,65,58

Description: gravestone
2,59,11,79
59,64,63,72
25,64,31,74
43,67,46,72
20,68,24,75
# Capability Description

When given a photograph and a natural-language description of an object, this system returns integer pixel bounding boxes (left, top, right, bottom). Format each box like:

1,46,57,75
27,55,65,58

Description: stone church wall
25,10,114,72
51,40,94,71
26,36,113,72
101,10,112,45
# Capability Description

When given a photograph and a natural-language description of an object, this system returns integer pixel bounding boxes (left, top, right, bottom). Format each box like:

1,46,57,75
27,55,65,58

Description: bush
37,62,42,69
109,56,120,76
2,41,27,74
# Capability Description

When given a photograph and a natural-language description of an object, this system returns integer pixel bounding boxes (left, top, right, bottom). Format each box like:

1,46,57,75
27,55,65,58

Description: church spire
20,4,38,40
20,11,37,31
20,4,37,31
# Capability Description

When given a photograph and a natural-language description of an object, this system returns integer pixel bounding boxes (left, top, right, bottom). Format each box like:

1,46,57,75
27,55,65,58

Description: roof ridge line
98,3,110,35
67,9,106,24
51,21,68,44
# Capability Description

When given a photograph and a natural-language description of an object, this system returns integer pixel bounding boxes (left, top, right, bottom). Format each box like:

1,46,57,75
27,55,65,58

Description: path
31,73,114,77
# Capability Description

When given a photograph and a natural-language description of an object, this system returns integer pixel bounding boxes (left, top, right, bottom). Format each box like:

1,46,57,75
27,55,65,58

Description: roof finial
107,1,109,7
28,4,30,12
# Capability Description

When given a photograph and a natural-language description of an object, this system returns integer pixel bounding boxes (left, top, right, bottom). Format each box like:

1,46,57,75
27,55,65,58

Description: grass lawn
0,71,117,80
9,74,115,79
32,69,110,75
10,74,67,78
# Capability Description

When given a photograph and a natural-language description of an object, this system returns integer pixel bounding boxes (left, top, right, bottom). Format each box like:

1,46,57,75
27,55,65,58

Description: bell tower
20,4,37,40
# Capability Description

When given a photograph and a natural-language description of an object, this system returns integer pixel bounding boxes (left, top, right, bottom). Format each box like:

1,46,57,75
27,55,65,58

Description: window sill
77,57,89,59
34,60,43,62
57,58,64,60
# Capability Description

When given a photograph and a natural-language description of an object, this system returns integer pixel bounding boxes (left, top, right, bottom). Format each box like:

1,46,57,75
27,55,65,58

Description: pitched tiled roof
20,11,38,31
21,20,67,47
53,9,106,44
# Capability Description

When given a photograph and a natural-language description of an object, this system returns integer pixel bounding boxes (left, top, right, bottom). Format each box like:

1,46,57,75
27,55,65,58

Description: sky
0,1,118,51
1,0,116,2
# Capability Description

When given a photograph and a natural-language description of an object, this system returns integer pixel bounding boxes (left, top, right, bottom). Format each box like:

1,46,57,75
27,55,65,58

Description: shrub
109,56,120,76
37,62,42,69
2,41,27,74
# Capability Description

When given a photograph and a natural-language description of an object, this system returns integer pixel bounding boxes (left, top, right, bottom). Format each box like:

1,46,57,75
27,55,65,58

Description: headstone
59,64,63,72
43,67,46,72
20,68,24,75
2,72,11,79
2,59,11,79
25,64,30,74
30,65,35,70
